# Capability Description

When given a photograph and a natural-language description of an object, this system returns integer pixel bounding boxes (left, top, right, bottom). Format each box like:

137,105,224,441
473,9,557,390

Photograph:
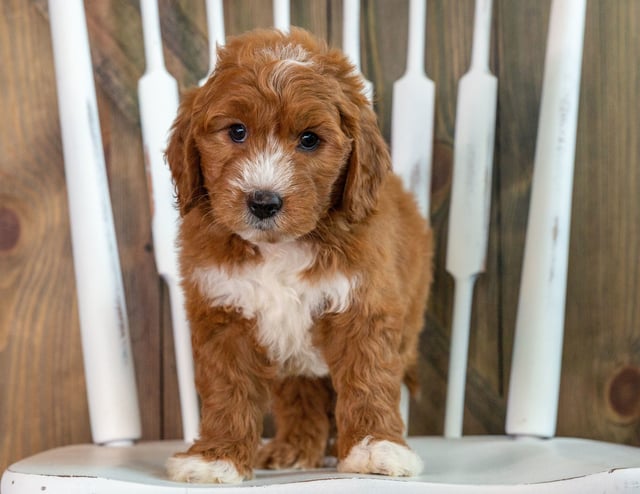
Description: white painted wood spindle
48,0,141,445
138,0,200,443
273,0,290,32
200,0,226,85
391,0,435,219
342,0,373,102
506,0,587,439
444,0,497,438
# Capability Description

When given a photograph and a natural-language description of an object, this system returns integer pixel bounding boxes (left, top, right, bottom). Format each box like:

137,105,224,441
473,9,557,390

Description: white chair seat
3,436,639,493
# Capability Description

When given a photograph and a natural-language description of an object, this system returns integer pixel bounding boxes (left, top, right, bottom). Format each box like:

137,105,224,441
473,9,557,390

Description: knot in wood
607,366,640,424
0,207,20,252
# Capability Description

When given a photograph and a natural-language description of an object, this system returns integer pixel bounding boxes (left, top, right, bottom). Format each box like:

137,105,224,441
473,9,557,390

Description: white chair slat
444,0,497,439
391,0,435,220
507,0,588,438
342,0,374,101
200,0,225,85
48,0,141,446
273,0,291,32
138,0,199,443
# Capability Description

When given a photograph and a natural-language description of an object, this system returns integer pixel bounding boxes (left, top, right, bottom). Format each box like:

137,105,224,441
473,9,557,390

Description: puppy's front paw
338,436,423,477
166,454,246,484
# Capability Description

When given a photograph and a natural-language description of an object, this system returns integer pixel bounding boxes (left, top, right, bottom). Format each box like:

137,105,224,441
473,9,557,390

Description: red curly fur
164,28,433,483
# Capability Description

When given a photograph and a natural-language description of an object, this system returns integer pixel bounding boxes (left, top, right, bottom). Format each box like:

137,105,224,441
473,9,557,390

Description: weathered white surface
391,0,435,219
444,0,497,438
273,0,290,32
506,0,587,439
138,0,199,443
342,0,374,101
4,438,640,493
200,0,226,85
48,0,141,446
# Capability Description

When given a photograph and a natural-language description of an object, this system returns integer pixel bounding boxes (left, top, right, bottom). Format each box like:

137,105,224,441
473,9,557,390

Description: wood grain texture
560,0,640,444
2,0,639,475
1,0,92,469
494,0,549,419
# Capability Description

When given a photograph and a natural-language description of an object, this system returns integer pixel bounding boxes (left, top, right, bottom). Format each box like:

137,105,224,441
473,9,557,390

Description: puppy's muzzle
247,190,283,220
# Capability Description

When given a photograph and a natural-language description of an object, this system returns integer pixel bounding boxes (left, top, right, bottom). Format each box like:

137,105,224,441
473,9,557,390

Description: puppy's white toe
166,455,245,484
338,436,423,477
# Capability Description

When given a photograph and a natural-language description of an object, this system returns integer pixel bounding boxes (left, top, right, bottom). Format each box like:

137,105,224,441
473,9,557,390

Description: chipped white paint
199,0,226,86
5,437,640,491
273,0,290,32
342,0,373,101
391,0,435,220
138,0,199,443
507,0,587,439
48,0,140,446
444,0,497,439
192,241,355,376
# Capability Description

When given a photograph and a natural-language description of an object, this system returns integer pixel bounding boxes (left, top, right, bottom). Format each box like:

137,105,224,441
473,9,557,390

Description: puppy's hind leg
257,376,332,470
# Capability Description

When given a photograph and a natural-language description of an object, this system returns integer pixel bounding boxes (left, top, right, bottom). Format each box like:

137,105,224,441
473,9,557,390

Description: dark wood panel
94,83,165,441
560,0,640,443
495,0,549,406
493,0,550,437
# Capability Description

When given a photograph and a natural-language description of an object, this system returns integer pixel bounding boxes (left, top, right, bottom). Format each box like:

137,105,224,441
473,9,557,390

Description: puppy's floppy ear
339,94,392,223
165,90,206,216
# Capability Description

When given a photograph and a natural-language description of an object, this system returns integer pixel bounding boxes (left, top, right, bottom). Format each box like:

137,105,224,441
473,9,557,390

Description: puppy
164,28,433,483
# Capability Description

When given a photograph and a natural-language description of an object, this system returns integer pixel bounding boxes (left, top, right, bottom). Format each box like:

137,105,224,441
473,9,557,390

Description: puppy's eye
298,131,320,151
228,124,248,143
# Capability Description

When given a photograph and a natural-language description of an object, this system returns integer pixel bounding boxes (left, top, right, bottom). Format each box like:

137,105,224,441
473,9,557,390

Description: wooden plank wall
2,0,639,473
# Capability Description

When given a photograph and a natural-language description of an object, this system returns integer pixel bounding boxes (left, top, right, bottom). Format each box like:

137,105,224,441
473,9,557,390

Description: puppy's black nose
247,190,283,220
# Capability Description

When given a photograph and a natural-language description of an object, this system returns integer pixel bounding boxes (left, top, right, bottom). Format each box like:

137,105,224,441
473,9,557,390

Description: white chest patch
191,242,355,376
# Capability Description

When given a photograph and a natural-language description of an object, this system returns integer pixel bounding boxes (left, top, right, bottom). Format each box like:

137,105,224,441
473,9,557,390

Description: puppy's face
195,45,352,244
167,29,391,243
